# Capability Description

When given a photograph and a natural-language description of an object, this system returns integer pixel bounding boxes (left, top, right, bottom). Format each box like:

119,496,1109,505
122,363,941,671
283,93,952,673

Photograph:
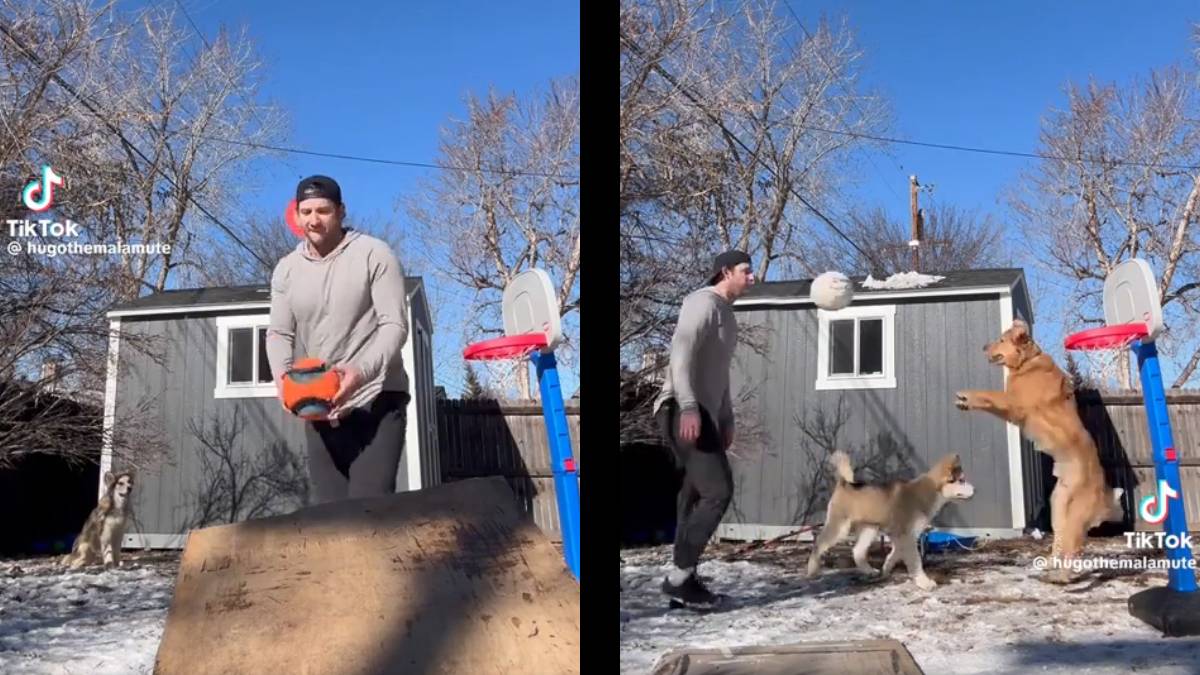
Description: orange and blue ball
282,358,341,420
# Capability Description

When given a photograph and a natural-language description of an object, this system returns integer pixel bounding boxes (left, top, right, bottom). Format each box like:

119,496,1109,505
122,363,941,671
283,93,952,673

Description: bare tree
620,0,889,441
405,77,580,398
805,203,1014,275
182,409,309,529
200,210,409,288
1009,64,1200,388
86,6,287,295
0,0,286,467
195,211,300,287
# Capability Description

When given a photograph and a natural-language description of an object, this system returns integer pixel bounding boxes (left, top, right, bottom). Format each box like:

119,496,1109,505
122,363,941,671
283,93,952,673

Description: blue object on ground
920,531,977,553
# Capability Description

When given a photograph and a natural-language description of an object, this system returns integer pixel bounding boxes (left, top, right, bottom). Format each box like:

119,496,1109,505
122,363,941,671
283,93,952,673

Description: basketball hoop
461,268,579,581
284,198,303,238
1064,323,1149,351
462,333,548,361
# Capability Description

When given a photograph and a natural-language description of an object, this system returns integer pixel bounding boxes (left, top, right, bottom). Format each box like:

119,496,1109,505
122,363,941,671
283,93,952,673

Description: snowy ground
0,551,180,674
621,536,1200,674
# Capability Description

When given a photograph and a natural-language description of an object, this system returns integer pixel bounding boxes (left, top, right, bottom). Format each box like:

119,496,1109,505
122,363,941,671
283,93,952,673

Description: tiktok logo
1139,479,1179,525
22,165,64,213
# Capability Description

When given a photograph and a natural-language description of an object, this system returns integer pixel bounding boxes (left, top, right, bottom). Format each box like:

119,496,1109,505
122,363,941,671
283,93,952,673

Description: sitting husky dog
806,452,974,590
62,471,135,569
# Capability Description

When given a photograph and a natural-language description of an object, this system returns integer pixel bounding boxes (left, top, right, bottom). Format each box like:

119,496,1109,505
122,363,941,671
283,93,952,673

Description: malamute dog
62,471,134,570
806,452,974,590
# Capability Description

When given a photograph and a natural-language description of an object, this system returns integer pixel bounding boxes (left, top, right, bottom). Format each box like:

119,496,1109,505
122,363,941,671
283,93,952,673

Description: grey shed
721,269,1043,541
100,280,438,549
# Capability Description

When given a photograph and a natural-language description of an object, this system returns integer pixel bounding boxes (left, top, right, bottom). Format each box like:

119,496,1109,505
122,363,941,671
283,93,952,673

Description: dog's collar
1011,346,1047,373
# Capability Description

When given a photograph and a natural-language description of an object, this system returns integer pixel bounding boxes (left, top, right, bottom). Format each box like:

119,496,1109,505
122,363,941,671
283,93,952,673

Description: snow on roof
861,271,947,290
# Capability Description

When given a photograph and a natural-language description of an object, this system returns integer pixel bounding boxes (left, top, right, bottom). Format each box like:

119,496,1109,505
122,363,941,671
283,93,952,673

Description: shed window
816,306,896,390
227,327,272,385
214,315,276,398
829,318,883,376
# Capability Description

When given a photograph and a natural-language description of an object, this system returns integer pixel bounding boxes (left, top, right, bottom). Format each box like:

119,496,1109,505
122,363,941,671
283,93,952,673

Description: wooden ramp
651,640,925,675
153,477,579,674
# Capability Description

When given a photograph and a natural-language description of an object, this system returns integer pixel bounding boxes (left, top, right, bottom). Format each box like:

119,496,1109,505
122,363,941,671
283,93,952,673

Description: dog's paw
1040,568,1076,585
914,575,938,591
954,391,972,410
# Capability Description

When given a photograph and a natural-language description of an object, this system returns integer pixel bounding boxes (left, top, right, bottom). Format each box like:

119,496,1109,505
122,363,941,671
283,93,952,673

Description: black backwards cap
707,250,752,285
296,175,342,205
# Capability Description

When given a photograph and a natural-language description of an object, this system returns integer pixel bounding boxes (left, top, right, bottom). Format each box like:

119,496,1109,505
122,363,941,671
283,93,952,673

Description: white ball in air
811,271,854,310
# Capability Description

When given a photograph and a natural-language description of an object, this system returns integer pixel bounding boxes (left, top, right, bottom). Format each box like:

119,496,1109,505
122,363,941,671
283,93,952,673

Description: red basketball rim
285,198,304,238
1064,323,1149,351
463,333,548,361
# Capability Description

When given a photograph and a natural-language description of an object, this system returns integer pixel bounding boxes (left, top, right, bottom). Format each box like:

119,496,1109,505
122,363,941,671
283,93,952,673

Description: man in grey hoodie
266,175,411,503
654,250,755,606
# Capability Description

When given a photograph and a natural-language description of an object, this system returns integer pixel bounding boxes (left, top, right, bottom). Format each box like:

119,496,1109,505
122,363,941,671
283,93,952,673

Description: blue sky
150,0,579,397
785,0,1198,216
779,0,1200,375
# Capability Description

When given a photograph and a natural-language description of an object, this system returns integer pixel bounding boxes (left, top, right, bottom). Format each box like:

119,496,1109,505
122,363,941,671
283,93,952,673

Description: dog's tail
828,450,855,485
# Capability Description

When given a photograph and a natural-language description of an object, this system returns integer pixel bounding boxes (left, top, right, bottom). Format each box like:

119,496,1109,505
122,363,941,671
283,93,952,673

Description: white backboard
1104,258,1163,339
503,268,562,350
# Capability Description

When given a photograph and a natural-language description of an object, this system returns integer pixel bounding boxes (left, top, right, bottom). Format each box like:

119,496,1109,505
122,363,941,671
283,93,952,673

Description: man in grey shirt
266,175,411,503
654,250,755,606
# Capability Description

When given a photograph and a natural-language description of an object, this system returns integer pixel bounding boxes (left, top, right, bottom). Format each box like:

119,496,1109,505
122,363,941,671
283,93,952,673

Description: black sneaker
662,574,719,606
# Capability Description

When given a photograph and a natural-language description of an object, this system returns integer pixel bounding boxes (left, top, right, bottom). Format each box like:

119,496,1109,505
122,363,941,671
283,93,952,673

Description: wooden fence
436,399,581,540
1074,389,1200,531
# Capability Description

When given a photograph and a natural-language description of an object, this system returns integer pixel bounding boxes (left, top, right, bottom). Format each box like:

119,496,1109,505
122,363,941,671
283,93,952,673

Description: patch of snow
621,539,1200,674
0,553,179,674
861,272,946,290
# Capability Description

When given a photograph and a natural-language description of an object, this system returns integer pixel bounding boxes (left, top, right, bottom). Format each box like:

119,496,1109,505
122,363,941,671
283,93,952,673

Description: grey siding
729,295,1015,531
116,311,309,535
1012,277,1034,325
412,322,439,489
405,282,439,489
115,304,432,538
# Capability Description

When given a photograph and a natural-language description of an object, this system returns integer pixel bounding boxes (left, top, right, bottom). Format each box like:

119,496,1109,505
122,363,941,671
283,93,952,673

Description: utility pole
909,175,923,273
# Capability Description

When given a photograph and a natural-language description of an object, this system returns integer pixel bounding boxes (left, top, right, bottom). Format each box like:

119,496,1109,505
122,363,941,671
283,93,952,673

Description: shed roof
740,268,1025,301
108,279,423,313
735,268,1030,320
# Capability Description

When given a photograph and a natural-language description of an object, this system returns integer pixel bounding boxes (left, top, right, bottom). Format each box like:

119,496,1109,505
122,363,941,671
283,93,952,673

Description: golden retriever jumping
956,319,1123,580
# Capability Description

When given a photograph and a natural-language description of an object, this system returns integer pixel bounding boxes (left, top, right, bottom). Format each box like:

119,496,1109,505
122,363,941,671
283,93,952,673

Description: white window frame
815,305,897,390
214,314,276,399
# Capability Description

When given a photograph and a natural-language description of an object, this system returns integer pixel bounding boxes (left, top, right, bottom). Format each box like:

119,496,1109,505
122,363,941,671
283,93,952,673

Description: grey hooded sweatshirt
266,229,410,412
653,286,736,429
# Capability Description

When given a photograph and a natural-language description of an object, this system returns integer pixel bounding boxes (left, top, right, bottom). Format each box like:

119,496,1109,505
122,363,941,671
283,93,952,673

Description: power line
0,19,271,270
173,0,273,139
780,2,906,205
169,129,580,180
174,0,576,182
781,120,1200,172
668,3,1200,175
620,29,883,271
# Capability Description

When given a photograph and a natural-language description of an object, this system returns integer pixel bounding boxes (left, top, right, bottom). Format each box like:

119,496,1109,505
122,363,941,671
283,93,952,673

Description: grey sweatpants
656,399,733,570
304,391,409,503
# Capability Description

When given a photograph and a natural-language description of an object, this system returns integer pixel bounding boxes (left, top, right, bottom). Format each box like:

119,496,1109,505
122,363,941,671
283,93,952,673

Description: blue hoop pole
1133,340,1197,592
530,351,581,581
